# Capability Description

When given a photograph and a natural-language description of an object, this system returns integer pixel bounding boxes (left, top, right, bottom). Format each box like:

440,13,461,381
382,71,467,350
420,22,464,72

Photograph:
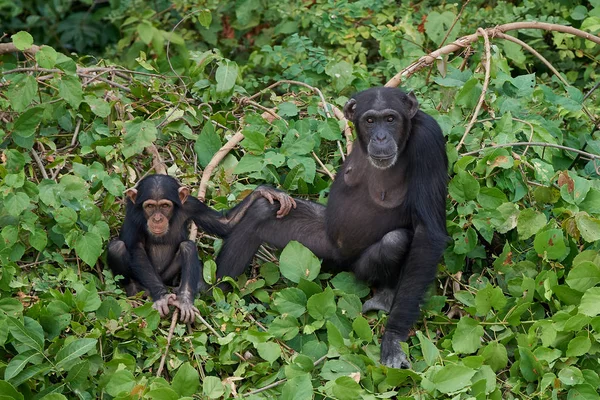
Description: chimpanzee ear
125,188,138,204
406,91,419,119
178,187,190,204
343,98,357,121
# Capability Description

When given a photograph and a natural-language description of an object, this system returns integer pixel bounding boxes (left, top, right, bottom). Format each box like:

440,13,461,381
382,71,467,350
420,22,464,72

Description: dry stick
385,21,600,88
145,144,168,175
156,309,180,377
0,43,40,55
30,148,49,180
456,28,492,151
242,355,328,397
461,142,600,160
70,119,82,147
326,103,353,156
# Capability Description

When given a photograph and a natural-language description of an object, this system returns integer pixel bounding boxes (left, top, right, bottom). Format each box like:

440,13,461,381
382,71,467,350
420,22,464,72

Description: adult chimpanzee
215,87,448,368
107,174,296,323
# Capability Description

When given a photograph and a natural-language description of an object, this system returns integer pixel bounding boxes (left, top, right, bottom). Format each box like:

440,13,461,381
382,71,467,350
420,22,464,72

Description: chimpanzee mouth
369,153,398,169
371,153,396,161
150,227,168,236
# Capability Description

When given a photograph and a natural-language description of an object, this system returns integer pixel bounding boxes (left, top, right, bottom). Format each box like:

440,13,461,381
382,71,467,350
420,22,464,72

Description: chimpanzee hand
168,295,199,324
153,293,176,318
380,330,411,369
256,186,297,218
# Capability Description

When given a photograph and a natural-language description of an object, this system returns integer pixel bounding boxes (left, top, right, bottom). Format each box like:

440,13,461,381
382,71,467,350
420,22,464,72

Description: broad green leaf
202,376,225,399
575,213,600,243
85,96,111,118
449,170,479,202
332,376,362,399
279,241,320,283
35,45,58,69
534,229,568,260
566,261,600,292
11,31,33,50
480,341,508,372
428,364,476,394
416,331,439,366
559,366,584,386
307,287,336,320
195,123,222,167
567,384,600,400
55,207,78,227
55,338,97,368
74,231,103,267
560,172,591,205
519,346,543,382
105,369,135,397
122,119,157,159
452,317,484,354
272,288,307,318
8,75,38,112
476,187,507,209
269,316,299,340
240,129,266,154
281,373,313,400
4,350,41,381
331,272,370,298
0,380,23,400
137,21,154,44
424,11,460,46
281,130,315,156
8,317,44,352
198,9,212,27
278,102,299,117
352,316,372,342
325,60,354,92
453,227,477,254
12,107,42,139
172,362,199,396
517,209,547,240
566,336,591,357
475,284,506,316
256,342,281,364
234,154,263,174
74,282,102,312
579,287,600,316
57,75,83,109
215,61,238,94
320,360,361,381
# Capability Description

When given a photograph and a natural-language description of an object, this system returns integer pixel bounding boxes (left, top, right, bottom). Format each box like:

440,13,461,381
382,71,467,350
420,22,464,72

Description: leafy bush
0,0,600,398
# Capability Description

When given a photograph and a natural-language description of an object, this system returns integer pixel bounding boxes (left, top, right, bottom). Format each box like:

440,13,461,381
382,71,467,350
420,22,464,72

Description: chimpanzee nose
375,132,387,142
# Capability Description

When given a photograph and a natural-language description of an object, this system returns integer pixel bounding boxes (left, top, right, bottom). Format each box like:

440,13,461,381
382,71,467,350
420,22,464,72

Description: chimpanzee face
343,88,419,169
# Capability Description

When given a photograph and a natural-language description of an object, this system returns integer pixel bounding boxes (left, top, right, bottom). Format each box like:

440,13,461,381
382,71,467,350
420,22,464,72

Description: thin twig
30,147,49,180
461,141,600,160
70,118,82,147
198,131,245,201
456,28,491,151
242,355,327,397
157,309,180,377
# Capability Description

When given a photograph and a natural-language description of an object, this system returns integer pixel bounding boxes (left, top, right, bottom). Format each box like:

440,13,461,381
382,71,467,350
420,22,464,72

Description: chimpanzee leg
350,229,413,313
171,241,202,323
107,240,142,296
216,198,338,282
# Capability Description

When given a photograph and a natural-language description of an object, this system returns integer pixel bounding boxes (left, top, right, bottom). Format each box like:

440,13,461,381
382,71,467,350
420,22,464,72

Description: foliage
1,0,600,399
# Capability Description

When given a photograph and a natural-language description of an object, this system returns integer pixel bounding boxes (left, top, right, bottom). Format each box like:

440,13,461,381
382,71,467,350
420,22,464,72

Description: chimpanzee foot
153,293,176,318
362,287,394,313
256,186,297,218
169,296,199,324
380,331,411,369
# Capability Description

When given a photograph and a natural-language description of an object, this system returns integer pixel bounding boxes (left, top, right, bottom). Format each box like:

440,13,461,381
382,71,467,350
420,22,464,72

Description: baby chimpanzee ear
178,187,190,204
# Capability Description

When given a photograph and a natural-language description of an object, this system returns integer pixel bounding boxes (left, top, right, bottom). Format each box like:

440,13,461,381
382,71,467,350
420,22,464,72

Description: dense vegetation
0,0,599,398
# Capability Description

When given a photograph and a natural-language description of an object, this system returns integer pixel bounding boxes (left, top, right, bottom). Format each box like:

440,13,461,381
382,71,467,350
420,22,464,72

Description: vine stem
456,28,491,151
386,21,600,87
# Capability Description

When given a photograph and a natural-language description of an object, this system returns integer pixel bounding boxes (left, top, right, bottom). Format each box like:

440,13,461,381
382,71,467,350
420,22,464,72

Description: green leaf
66,361,89,389
566,336,591,357
202,376,225,399
281,130,315,156
453,227,477,254
480,341,508,372
55,338,97,368
105,369,135,397
320,360,360,380
8,75,38,112
279,241,320,283
449,170,480,202
0,380,24,400
12,106,42,139
575,213,600,243
8,317,44,352
428,364,476,394
281,373,313,400
55,207,78,227
307,287,336,320
195,123,222,167
517,209,547,240
424,11,460,46
215,60,238,94
567,384,600,400
475,284,506,316
256,342,281,364
35,45,58,69
85,96,111,118
566,261,600,292
416,331,439,366
534,229,568,260
352,316,372,342
122,119,157,159
332,376,362,399
5,192,30,217
559,366,584,386
11,31,33,50
74,231,103,267
331,272,370,298
172,362,199,396
269,316,299,340
272,288,307,318
476,187,507,209
519,346,543,382
452,317,484,354
325,60,354,92
4,350,41,381
137,21,154,44
57,75,83,109
234,154,263,174
579,287,600,316
198,9,212,28
278,102,299,117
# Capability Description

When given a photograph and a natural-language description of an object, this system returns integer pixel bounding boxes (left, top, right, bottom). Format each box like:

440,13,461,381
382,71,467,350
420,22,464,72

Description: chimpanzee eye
366,118,374,123
161,204,171,209
145,204,155,210
387,116,394,122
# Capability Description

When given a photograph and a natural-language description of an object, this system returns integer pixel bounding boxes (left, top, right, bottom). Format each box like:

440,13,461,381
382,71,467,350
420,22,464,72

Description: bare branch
0,43,40,55
156,309,179,377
